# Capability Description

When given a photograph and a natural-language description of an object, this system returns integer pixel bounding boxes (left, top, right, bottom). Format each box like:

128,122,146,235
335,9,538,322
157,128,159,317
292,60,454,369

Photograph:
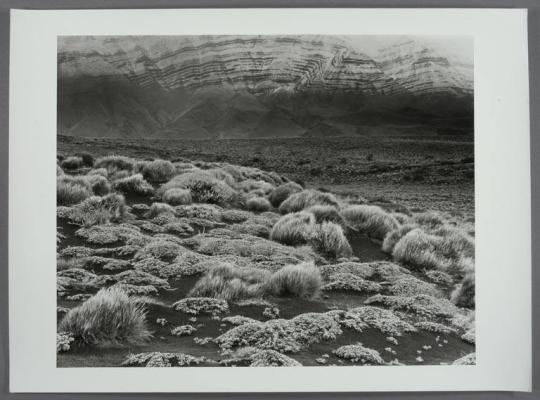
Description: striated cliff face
57,36,473,139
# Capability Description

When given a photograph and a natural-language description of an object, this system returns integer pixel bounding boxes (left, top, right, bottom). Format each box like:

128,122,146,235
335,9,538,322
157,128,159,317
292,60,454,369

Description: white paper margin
9,8,531,393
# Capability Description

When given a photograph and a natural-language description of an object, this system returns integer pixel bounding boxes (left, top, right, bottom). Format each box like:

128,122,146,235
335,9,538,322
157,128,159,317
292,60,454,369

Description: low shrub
340,306,417,335
215,312,342,353
341,205,399,241
279,190,339,214
265,262,322,299
163,188,192,206
172,297,229,315
309,222,352,259
270,212,315,246
268,182,303,208
123,352,205,367
59,286,151,346
323,273,382,293
246,197,271,212
333,344,384,365
113,174,154,196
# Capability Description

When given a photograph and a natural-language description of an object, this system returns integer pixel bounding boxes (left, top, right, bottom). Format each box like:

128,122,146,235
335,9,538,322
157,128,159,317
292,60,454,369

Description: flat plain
56,134,475,368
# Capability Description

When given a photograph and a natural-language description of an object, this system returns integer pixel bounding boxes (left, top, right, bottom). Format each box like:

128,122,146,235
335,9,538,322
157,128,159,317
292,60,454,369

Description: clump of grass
146,202,176,219
306,205,345,225
246,196,271,212
279,190,339,214
69,194,127,227
61,156,84,170
75,152,94,167
333,344,384,365
240,179,275,194
309,222,352,259
265,262,322,299
451,271,475,308
85,174,111,196
188,263,269,301
392,228,474,274
162,188,192,206
341,205,399,241
159,171,238,206
136,159,176,183
58,286,151,346
413,211,447,230
87,168,108,178
57,175,92,205
94,155,135,173
270,212,315,246
221,209,251,224
268,182,303,208
113,174,154,196
382,224,416,254
206,168,239,189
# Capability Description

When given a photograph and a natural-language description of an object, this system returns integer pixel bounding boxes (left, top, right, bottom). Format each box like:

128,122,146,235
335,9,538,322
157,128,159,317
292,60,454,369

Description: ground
56,135,475,367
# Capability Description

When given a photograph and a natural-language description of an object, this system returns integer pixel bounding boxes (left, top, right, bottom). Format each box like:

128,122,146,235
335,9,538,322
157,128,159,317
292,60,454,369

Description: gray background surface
0,0,537,398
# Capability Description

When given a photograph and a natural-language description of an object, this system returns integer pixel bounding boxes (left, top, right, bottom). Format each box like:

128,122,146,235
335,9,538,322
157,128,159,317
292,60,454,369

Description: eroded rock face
57,36,473,139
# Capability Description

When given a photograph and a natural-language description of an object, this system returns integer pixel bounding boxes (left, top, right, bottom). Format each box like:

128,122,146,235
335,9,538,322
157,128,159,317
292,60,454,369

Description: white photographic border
9,8,531,393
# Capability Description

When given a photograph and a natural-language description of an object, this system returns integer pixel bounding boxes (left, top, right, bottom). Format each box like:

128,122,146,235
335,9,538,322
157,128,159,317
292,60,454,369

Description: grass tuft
159,171,238,206
268,182,303,208
136,159,176,183
265,262,322,299
59,286,151,346
246,196,271,212
113,174,154,196
163,188,192,206
270,212,315,246
341,205,399,241
309,222,352,259
279,190,339,214
57,175,92,205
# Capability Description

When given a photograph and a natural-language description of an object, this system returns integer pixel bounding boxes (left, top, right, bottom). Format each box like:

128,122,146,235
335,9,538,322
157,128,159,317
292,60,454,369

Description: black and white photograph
54,34,477,368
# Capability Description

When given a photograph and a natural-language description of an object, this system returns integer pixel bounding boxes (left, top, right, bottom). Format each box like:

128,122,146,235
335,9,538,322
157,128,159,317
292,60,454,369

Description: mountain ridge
57,35,473,139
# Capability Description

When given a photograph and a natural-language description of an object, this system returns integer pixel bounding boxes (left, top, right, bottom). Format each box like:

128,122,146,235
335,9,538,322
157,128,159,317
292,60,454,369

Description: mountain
57,36,473,139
